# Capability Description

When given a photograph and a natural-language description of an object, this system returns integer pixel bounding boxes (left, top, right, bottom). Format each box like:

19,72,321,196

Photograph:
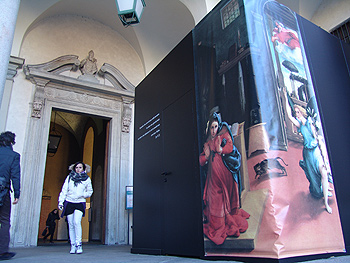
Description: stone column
0,0,20,108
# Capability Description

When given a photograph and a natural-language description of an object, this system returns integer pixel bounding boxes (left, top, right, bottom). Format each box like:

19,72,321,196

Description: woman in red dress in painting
199,112,249,245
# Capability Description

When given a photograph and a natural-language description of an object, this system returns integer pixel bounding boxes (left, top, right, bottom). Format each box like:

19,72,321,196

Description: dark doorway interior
38,109,109,244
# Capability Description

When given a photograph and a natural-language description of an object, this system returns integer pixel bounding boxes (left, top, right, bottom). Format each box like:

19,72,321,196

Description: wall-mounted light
115,0,146,27
48,134,62,154
48,112,62,155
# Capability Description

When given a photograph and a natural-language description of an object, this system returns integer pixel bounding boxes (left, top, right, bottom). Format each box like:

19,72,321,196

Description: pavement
5,243,350,263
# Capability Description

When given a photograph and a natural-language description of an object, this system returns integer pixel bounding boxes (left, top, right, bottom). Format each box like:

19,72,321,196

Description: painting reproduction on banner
193,0,345,258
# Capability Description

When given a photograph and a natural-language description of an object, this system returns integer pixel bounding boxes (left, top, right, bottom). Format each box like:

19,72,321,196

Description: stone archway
10,53,134,247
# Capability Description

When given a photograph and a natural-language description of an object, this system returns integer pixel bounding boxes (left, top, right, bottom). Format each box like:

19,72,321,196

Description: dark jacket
0,146,20,198
46,210,60,227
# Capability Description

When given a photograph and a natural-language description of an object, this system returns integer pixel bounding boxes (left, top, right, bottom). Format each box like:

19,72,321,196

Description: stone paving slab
7,243,350,263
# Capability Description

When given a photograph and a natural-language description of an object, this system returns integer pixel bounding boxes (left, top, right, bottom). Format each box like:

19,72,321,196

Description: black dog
254,157,288,179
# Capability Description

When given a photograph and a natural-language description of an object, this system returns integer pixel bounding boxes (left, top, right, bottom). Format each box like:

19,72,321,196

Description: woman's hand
216,136,223,154
204,143,210,160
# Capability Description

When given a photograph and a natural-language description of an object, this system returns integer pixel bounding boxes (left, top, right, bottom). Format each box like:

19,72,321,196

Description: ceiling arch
15,0,208,75
131,0,197,73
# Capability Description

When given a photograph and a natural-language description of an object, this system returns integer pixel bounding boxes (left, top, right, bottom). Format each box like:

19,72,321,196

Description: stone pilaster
31,79,50,119
0,56,24,131
116,98,134,244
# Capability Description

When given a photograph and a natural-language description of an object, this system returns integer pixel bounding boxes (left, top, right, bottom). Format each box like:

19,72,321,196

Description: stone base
204,188,269,252
78,74,100,83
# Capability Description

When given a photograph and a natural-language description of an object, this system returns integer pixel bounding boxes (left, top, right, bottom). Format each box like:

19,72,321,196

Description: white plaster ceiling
277,0,324,21
15,0,205,75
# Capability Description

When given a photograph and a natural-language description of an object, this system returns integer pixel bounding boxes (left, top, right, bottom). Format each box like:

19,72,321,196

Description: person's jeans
67,210,83,245
43,225,56,242
0,192,11,254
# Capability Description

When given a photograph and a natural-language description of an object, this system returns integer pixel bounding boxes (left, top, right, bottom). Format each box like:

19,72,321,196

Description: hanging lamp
115,0,146,26
48,111,62,155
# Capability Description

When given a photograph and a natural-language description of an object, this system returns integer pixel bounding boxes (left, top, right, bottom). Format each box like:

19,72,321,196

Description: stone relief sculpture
122,102,132,133
122,116,132,133
80,50,98,75
78,50,99,83
32,100,43,118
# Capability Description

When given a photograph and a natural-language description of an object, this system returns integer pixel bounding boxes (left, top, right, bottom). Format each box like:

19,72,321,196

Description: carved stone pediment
24,55,80,74
99,63,135,92
24,54,135,119
24,54,135,92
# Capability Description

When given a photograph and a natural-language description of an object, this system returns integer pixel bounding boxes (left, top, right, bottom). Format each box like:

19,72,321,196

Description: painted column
0,0,20,108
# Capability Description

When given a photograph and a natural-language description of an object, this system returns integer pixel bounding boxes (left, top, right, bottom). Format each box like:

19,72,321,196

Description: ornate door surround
11,54,135,246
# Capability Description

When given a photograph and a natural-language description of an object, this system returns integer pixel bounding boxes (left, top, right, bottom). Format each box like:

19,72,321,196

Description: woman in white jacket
58,162,93,254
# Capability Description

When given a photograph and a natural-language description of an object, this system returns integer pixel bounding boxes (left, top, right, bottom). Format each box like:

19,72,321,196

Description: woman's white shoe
76,243,83,254
70,244,76,254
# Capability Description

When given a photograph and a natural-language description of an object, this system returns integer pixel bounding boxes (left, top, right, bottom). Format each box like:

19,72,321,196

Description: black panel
162,91,202,256
298,16,350,250
132,72,163,252
132,32,203,257
138,32,196,110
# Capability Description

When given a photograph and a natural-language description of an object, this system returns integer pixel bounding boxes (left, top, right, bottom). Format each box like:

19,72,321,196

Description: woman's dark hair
209,112,221,126
73,161,86,171
206,112,221,138
0,131,16,147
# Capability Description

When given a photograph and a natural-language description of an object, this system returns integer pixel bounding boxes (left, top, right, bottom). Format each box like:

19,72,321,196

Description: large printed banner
193,0,345,258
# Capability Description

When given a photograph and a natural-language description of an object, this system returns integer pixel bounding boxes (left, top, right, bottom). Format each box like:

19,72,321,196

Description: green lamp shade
116,0,146,26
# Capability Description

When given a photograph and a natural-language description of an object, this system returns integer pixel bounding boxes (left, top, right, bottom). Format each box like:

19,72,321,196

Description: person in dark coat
0,131,20,260
43,209,60,243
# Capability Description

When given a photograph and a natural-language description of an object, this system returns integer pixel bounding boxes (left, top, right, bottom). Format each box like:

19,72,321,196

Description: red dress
199,126,250,245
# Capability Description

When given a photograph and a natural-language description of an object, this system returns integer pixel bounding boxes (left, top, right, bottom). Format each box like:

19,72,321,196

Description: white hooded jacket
58,174,93,206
